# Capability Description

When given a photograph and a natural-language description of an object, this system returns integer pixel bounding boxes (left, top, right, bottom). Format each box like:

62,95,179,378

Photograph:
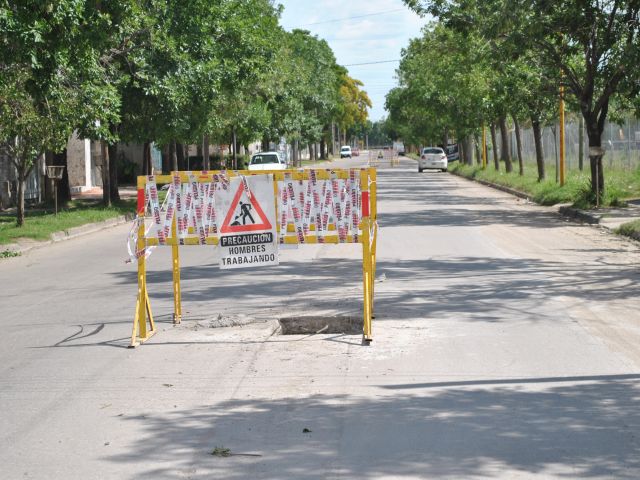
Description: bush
117,155,138,184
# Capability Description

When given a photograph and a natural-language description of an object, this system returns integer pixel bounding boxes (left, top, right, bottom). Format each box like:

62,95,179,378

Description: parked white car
247,152,286,171
340,146,352,158
418,147,448,172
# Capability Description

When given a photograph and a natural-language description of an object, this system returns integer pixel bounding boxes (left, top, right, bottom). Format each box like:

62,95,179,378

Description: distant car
340,146,352,158
418,147,448,172
248,152,286,171
352,147,360,157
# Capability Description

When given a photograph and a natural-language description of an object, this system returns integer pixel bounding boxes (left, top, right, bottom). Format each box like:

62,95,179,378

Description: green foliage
116,155,138,184
401,1,640,196
0,0,370,226
452,162,638,208
615,220,640,241
386,23,491,146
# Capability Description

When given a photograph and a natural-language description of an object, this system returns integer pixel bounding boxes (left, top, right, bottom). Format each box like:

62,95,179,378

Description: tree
386,23,489,155
335,72,372,145
0,67,73,225
404,0,640,201
0,1,125,221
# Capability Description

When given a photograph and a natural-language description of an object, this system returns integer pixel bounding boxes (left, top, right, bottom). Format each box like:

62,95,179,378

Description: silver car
418,147,448,172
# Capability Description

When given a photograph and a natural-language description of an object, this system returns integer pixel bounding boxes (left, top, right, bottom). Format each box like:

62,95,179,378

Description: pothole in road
278,316,362,335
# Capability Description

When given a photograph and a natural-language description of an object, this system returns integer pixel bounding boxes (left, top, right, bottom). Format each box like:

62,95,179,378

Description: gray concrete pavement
1,155,640,479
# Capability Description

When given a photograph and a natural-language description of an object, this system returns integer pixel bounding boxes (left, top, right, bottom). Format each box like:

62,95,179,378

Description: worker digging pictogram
220,181,273,234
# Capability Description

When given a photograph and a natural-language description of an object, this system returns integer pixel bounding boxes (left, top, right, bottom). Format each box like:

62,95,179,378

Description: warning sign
215,175,278,269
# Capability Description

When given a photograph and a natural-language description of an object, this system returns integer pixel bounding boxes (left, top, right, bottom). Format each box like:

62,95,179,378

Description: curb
3,212,135,255
449,170,537,205
473,178,533,202
449,169,533,202
557,205,601,225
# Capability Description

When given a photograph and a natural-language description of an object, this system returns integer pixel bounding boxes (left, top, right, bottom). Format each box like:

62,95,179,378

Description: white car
418,147,448,172
247,152,286,171
340,146,352,158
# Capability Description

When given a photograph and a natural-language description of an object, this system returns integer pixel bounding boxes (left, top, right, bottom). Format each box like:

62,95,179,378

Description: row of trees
388,1,639,202
0,1,371,226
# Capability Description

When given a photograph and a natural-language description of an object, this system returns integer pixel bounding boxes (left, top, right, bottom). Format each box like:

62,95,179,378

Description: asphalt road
1,155,640,479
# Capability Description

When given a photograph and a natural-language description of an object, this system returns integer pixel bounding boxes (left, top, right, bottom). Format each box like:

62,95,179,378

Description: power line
296,8,404,27
343,59,400,66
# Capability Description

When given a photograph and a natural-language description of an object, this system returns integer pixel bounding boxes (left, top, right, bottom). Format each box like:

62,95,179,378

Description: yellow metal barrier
130,168,377,347
369,149,399,167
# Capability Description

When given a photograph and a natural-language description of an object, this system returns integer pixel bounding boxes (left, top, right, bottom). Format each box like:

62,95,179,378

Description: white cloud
278,0,427,120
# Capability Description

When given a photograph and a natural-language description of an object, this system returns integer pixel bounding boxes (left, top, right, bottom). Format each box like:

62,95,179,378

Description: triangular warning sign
220,182,273,234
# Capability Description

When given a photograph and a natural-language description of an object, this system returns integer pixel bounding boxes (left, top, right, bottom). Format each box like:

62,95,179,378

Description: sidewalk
73,186,138,201
558,199,640,230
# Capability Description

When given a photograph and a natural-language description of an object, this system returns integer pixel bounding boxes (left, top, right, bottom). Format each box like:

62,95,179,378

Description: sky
278,0,427,121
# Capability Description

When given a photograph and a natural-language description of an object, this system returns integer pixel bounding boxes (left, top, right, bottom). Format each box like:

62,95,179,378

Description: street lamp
46,165,65,215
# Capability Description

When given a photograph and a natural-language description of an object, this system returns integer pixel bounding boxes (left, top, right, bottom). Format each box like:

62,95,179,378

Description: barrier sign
128,167,377,347
216,175,278,269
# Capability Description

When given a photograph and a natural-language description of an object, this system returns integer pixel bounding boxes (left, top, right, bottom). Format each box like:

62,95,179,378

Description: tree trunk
331,122,335,155
586,116,605,204
490,123,499,170
44,151,55,203
108,143,120,203
161,145,169,173
232,127,237,169
320,138,326,159
464,136,473,165
499,116,512,173
143,141,151,175
474,134,481,165
531,115,545,181
291,140,296,167
176,142,185,170
442,128,448,151
170,141,178,171
101,141,111,207
203,135,210,170
16,173,26,227
578,115,584,171
513,115,524,176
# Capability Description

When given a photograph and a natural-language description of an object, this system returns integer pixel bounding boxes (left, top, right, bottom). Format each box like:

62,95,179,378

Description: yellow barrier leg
172,218,182,324
369,168,377,320
130,188,157,347
362,218,372,343
360,169,373,343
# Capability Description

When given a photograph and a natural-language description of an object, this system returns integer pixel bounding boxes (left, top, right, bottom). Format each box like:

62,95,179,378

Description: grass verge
451,162,637,208
615,220,640,241
0,199,135,245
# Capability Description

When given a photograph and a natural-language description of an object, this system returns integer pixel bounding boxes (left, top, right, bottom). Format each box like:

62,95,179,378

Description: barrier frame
130,168,377,347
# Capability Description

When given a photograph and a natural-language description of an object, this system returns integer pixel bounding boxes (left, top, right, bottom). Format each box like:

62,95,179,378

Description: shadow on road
106,374,640,478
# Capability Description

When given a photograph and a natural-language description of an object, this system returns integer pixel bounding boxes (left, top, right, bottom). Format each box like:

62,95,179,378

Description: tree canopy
0,1,371,224
397,0,640,198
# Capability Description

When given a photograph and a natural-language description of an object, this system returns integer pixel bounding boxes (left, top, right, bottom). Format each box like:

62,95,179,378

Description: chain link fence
504,117,640,171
